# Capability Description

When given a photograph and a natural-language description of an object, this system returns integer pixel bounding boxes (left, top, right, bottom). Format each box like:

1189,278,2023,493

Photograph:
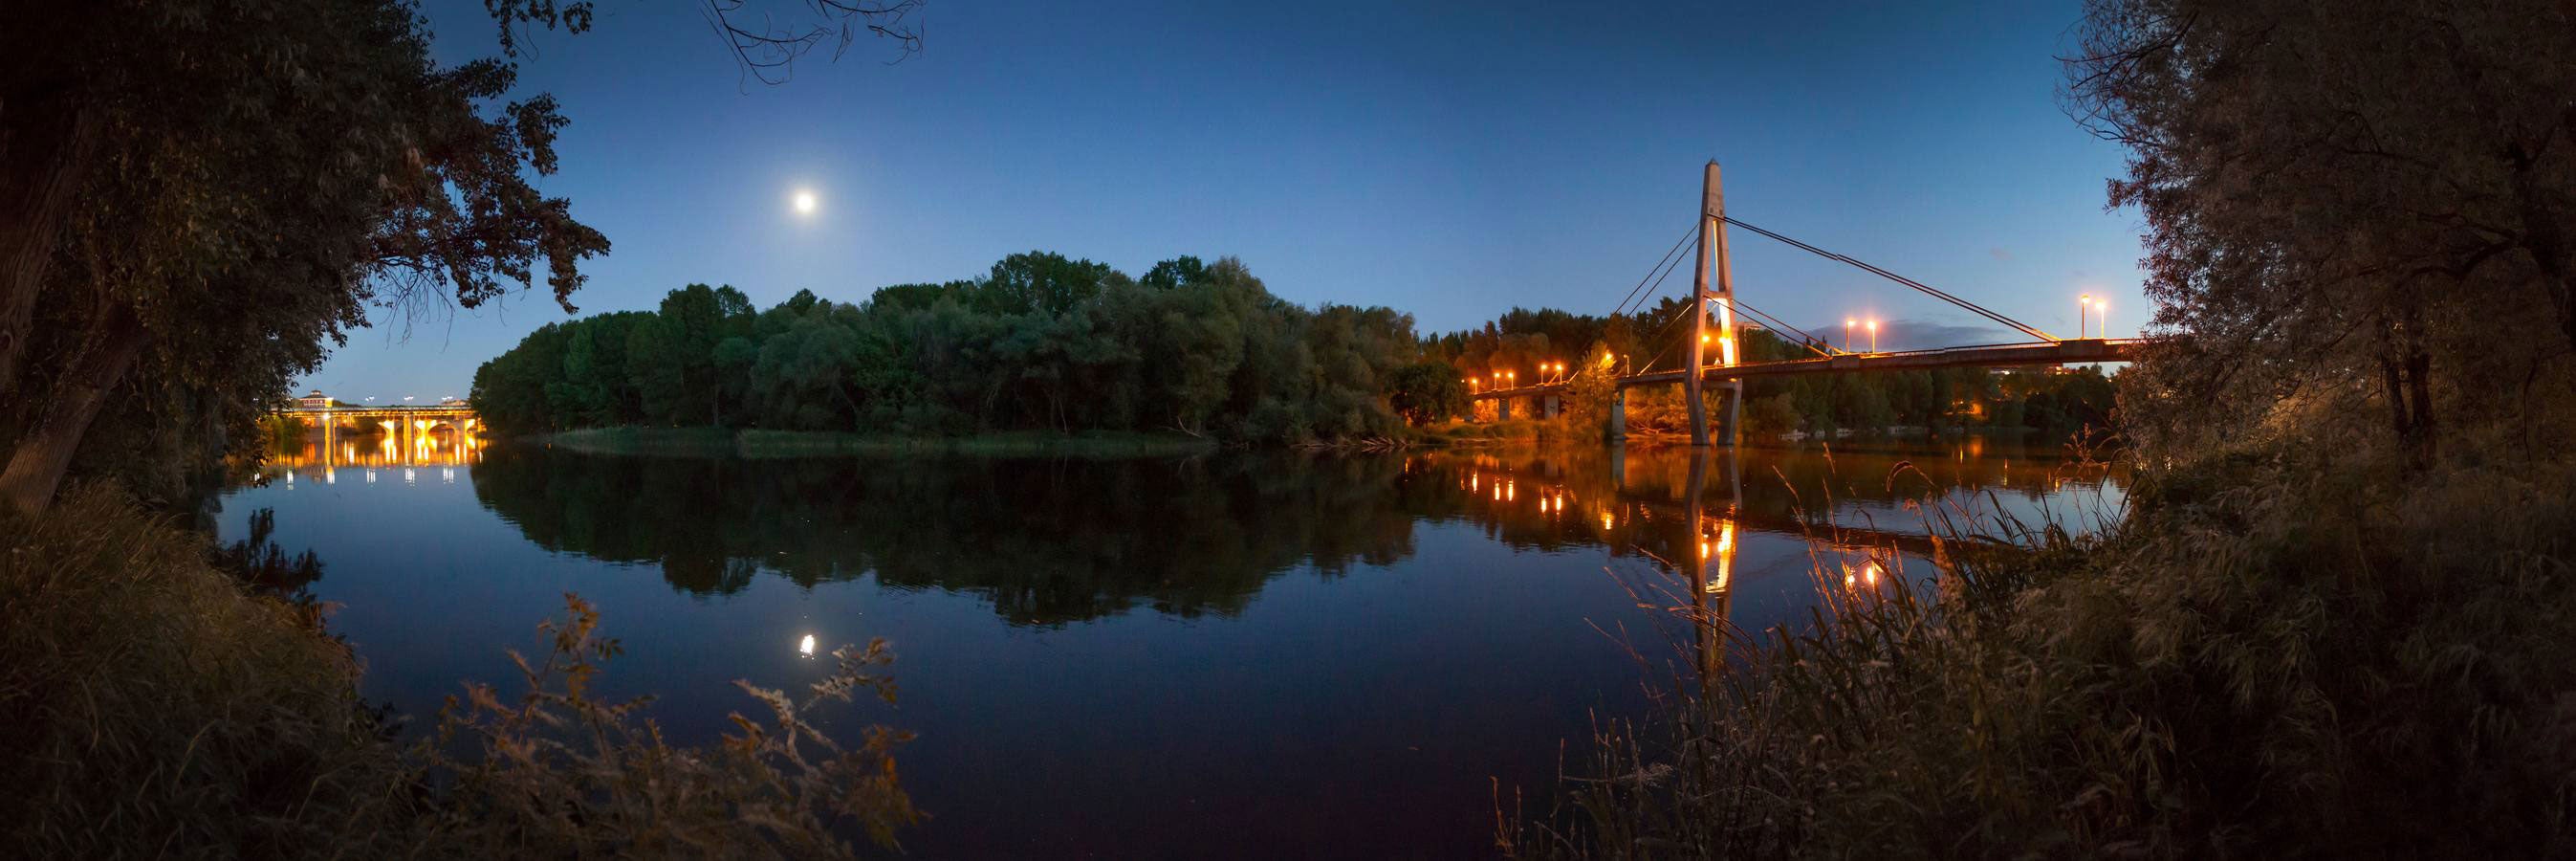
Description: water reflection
260,426,485,488
461,437,2121,629
224,432,2121,860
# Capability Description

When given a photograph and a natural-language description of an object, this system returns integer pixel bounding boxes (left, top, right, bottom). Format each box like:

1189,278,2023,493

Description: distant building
297,389,345,409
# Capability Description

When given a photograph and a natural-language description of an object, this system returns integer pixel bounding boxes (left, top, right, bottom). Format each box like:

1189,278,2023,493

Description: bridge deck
1474,339,2138,400
280,406,473,417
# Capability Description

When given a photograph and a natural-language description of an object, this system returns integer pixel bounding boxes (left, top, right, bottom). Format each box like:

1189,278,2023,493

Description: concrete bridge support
1716,380,1740,447
1607,389,1626,441
1498,397,1513,422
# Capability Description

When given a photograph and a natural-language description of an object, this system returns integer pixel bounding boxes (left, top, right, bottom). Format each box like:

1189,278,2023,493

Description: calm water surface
220,433,2123,859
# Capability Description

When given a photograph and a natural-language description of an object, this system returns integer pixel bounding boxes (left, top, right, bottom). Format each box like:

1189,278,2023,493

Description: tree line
475,254,2124,446
469,253,1452,444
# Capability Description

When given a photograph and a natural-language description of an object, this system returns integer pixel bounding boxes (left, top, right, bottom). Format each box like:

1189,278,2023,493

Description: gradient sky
307,0,2146,402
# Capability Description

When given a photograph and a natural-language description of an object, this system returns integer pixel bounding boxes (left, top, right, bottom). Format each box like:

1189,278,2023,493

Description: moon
791,188,819,216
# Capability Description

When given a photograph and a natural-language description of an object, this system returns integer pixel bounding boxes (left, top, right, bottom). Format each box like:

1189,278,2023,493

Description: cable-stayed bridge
1471,162,2140,445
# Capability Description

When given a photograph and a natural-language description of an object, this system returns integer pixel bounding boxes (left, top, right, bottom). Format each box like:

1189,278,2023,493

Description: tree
0,0,608,513
2066,0,2576,464
1386,362,1471,427
1745,393,1801,439
628,284,753,426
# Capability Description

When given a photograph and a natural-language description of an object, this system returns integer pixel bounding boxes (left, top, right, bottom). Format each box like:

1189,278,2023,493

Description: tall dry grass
2,485,920,859
1511,443,2576,858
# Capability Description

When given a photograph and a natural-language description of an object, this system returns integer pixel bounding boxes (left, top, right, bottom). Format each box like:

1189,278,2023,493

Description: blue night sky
309,0,2146,402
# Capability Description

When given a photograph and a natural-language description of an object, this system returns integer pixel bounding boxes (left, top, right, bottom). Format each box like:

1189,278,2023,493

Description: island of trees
469,254,1430,443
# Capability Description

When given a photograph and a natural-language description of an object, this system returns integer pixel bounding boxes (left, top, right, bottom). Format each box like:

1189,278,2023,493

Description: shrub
1512,444,2576,858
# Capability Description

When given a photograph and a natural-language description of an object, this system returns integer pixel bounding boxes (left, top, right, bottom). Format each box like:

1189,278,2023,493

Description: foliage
2065,0,2576,464
1386,360,1473,426
0,485,408,856
1560,343,1624,440
473,254,1425,444
1513,444,2576,858
0,486,919,859
0,0,607,513
425,594,921,857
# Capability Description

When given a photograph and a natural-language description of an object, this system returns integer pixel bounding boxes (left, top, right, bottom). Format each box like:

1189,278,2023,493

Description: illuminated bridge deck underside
1473,339,2139,401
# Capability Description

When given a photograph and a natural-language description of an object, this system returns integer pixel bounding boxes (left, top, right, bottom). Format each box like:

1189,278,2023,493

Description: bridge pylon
1686,161,1743,448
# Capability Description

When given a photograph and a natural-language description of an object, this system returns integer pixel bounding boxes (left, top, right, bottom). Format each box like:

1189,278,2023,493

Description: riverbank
535,426,1224,458
1511,441,2576,857
0,486,919,858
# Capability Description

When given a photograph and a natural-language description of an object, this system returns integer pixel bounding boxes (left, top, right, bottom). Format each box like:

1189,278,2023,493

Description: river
218,432,2124,859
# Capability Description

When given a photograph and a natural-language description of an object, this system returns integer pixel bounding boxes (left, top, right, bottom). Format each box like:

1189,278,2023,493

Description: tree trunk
0,86,98,390
0,303,147,514
2375,312,2437,470
2404,342,2435,465
2512,178,2576,353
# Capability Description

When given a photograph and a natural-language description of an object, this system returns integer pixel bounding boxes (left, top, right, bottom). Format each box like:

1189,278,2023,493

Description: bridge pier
1717,380,1741,447
1607,389,1626,441
1497,397,1513,422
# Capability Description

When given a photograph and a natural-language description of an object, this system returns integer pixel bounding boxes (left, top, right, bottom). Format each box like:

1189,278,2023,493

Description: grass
1,485,409,856
1509,442,2576,858
1,485,921,858
538,426,1219,458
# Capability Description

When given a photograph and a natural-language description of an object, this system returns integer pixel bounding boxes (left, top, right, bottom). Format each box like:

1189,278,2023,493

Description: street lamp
2095,299,2109,338
2079,294,2091,339
1844,318,1856,353
1867,319,1879,353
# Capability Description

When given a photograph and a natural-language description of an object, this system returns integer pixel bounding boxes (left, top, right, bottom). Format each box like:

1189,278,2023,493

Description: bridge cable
1727,298,1838,359
1609,221,1702,320
1600,232,1700,378
1719,216,2059,342
1631,286,1703,374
